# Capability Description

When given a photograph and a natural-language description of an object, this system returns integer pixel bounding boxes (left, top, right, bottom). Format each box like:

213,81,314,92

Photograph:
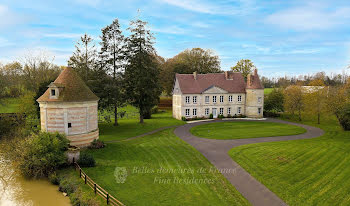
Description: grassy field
82,128,249,206
229,116,350,205
264,88,274,95
190,121,306,139
99,110,185,141
0,98,20,113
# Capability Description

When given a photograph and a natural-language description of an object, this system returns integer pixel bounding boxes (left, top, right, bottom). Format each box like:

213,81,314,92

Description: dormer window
48,82,64,100
51,89,56,96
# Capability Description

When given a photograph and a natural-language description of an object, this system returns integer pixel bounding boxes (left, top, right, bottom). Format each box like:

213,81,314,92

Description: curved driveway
174,118,324,206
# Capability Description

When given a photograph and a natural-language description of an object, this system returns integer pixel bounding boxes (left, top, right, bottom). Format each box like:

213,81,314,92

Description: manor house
172,69,264,119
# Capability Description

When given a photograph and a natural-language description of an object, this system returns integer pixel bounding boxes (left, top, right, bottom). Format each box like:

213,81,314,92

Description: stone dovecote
37,67,99,147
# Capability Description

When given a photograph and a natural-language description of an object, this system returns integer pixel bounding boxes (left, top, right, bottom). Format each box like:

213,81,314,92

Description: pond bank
0,157,71,206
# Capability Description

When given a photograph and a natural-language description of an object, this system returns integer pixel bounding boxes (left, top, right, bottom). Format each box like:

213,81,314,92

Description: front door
212,108,217,118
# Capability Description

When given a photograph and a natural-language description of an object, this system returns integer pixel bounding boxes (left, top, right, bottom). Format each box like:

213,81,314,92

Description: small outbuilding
37,67,99,147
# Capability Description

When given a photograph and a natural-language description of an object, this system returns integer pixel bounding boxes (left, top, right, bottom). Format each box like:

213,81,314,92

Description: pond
0,157,71,206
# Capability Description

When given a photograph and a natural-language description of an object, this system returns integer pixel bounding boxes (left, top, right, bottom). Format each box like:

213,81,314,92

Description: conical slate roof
37,67,99,102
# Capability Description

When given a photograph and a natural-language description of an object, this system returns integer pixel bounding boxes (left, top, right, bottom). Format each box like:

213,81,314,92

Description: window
258,108,262,114
258,97,262,103
185,109,190,116
51,89,56,96
193,96,197,104
193,108,197,116
238,95,242,102
185,96,190,104
227,107,231,114
219,108,224,115
229,95,233,102
213,96,217,103
205,108,209,115
68,123,72,128
220,96,224,103
237,107,241,114
205,96,209,103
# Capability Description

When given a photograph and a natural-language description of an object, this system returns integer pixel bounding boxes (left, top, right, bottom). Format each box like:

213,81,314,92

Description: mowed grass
0,98,20,113
190,121,306,139
264,88,274,95
99,110,185,141
229,116,350,205
83,129,249,206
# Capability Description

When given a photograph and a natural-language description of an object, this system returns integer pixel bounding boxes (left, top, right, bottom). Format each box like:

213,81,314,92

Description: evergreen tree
99,19,125,126
124,19,162,123
68,34,96,82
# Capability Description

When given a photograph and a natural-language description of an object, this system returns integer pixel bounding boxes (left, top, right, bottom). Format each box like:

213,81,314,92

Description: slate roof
176,72,246,94
37,67,99,102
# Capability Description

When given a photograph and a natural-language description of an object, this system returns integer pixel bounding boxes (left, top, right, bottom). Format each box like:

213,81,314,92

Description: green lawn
264,88,274,95
82,128,249,206
190,121,306,139
0,98,20,113
229,116,350,205
99,111,185,141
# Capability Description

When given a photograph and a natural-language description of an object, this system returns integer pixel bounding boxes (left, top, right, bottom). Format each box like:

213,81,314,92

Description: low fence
73,161,124,206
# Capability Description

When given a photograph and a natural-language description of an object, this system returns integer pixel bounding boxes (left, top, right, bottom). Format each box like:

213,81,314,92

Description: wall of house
39,101,99,147
173,92,246,119
245,89,264,117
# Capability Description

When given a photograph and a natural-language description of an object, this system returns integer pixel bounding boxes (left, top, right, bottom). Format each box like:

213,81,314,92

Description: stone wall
39,101,99,147
245,89,264,117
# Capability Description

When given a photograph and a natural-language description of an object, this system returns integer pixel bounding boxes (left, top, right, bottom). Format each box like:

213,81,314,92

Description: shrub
151,106,159,114
88,139,105,149
227,114,232,118
49,172,60,185
181,116,187,121
11,132,69,178
58,173,99,206
78,153,96,167
335,104,350,131
209,114,213,119
218,114,224,119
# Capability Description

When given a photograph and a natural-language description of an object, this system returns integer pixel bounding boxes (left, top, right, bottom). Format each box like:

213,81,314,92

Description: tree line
264,77,350,130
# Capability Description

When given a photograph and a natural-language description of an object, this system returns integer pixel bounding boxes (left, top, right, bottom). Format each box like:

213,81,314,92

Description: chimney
254,69,258,76
225,71,228,79
193,71,197,80
247,74,252,86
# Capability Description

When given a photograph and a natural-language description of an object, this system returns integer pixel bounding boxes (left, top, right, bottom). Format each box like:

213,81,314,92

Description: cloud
0,5,25,27
43,33,82,39
152,25,187,35
158,0,256,15
0,37,12,47
265,5,350,30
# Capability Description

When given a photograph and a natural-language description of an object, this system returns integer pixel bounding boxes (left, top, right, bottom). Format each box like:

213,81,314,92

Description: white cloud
0,5,24,27
265,5,350,30
0,37,12,47
152,25,187,35
158,0,256,15
43,33,82,39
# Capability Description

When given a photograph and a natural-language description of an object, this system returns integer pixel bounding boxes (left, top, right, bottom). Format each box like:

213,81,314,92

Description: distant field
0,98,20,113
264,88,274,95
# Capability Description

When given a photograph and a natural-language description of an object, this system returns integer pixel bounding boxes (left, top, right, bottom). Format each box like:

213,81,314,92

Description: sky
0,0,349,77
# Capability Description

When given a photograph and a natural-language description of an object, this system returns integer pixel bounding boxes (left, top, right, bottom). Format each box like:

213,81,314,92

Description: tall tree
284,85,304,121
231,59,256,79
124,19,162,123
264,88,284,112
68,33,96,82
304,80,327,124
99,19,125,126
160,48,221,95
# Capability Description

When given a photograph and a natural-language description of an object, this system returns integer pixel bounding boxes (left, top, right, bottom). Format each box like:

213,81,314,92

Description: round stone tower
37,67,99,147
245,69,264,118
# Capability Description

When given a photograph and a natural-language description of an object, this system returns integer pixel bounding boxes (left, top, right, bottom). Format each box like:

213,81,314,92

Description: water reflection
0,157,71,206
